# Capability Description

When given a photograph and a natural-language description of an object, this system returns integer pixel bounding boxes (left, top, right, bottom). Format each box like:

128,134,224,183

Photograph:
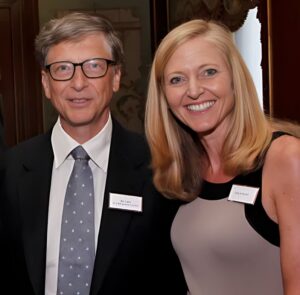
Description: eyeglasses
45,58,116,81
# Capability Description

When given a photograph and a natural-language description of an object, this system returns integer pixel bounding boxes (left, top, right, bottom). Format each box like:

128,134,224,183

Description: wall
235,7,263,107
269,0,300,123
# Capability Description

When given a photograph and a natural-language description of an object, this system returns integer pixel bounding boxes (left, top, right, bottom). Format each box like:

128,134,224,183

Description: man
0,12,186,295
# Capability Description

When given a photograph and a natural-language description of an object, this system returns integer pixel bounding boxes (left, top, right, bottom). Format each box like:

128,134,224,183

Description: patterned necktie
57,146,95,295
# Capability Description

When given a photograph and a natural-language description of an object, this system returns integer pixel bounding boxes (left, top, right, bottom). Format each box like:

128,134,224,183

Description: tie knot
71,146,90,160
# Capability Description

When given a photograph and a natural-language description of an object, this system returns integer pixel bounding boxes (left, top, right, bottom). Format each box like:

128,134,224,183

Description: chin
64,116,94,127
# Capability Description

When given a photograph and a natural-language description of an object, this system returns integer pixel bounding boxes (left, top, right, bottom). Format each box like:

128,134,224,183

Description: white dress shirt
45,115,112,295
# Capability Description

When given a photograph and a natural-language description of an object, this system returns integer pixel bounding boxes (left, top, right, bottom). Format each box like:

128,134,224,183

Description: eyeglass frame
45,57,117,81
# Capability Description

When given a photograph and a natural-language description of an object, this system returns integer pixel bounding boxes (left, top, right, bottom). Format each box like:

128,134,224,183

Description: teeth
187,101,214,111
72,99,86,102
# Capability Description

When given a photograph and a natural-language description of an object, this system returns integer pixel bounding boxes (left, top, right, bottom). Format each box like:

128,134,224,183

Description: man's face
41,33,121,141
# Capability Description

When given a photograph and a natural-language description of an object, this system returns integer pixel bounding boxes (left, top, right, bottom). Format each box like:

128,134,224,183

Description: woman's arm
264,135,300,294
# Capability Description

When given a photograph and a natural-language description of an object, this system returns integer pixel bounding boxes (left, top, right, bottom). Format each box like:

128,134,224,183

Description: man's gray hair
35,12,124,67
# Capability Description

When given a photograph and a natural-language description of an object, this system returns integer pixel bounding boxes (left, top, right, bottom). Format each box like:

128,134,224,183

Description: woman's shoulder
268,132,300,160
264,132,300,182
262,132,300,223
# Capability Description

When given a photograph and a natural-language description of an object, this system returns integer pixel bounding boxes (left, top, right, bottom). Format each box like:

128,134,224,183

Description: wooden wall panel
268,0,300,123
0,0,42,147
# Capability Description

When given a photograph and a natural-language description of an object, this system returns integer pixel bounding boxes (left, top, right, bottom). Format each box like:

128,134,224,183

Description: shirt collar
51,115,112,172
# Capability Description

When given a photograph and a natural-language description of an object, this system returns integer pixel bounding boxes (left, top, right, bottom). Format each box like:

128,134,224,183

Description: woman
145,19,300,294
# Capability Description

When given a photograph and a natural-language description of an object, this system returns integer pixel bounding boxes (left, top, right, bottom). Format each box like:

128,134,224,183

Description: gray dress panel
172,196,283,295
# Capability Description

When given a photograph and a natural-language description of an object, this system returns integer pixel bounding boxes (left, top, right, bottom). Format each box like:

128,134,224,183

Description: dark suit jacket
0,120,186,295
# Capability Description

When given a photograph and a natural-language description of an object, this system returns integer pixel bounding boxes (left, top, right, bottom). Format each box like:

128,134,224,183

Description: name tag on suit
109,193,143,212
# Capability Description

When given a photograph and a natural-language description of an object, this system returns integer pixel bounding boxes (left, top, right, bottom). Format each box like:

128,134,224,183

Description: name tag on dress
109,193,143,212
228,184,260,205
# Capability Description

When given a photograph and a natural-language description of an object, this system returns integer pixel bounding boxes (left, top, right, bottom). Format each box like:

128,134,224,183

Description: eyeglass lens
49,59,110,80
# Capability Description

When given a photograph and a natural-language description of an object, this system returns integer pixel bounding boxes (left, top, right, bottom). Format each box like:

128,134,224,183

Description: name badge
109,193,143,212
228,184,260,205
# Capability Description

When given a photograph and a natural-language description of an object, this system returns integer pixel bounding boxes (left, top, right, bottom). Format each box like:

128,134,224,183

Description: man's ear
41,70,51,99
112,66,121,92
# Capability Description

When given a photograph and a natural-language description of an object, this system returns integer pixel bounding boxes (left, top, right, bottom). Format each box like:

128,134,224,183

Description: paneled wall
268,0,300,123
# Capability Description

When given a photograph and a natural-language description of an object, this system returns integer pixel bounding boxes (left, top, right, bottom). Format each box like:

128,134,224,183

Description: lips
187,100,215,112
67,98,92,107
70,98,89,103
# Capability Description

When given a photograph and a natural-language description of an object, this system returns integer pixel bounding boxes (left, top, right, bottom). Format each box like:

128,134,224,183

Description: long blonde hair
145,19,299,201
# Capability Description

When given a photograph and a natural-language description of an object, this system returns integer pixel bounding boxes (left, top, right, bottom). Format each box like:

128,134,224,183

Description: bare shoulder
263,134,300,203
265,134,300,167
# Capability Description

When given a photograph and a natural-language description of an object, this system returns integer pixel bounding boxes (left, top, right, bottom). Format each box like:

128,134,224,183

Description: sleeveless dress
171,132,285,295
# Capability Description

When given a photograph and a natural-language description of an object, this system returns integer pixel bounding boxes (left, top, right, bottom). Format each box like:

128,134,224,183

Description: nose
70,66,89,90
186,77,204,100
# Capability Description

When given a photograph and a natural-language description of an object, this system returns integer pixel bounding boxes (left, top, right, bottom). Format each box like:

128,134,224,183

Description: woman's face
163,35,234,137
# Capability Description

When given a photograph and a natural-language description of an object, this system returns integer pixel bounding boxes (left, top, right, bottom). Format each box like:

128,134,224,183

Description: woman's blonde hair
145,19,300,201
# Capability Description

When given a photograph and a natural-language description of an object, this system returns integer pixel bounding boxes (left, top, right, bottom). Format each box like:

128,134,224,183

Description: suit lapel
18,134,53,295
91,121,147,294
